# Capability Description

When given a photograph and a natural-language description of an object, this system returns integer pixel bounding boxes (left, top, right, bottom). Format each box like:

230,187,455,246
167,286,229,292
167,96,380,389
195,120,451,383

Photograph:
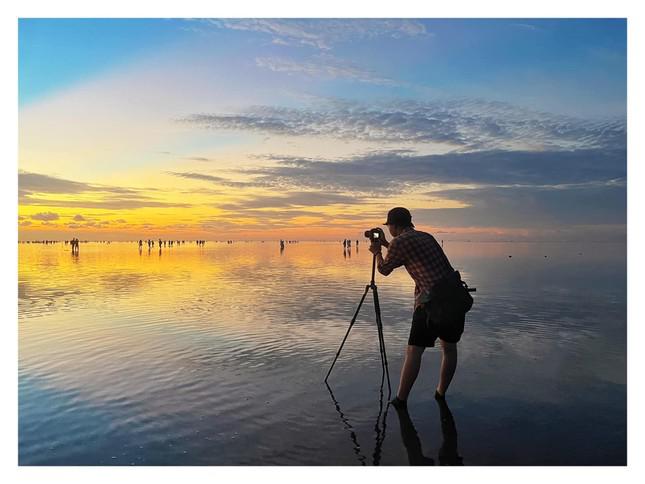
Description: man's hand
369,241,382,256
375,227,389,247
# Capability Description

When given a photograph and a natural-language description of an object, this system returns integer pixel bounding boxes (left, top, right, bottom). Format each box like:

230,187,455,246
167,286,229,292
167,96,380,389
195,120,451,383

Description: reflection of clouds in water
18,240,625,464
99,272,149,293
18,280,83,318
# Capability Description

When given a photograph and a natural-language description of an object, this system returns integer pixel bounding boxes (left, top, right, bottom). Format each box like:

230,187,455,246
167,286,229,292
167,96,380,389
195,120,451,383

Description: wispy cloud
218,191,363,210
165,171,261,189
19,171,192,210
238,148,626,194
31,212,60,221
255,54,400,86
199,19,429,50
185,156,213,162
179,99,626,151
413,182,626,228
511,22,544,32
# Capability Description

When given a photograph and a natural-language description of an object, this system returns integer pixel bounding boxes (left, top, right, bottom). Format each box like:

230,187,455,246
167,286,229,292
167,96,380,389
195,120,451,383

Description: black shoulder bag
426,270,474,327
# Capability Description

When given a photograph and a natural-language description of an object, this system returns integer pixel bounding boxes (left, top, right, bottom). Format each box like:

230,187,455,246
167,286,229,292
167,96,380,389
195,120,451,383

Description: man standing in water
369,207,463,409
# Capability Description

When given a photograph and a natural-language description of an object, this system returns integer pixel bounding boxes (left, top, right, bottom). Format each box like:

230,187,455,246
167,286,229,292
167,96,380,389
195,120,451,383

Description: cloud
73,214,85,221
179,99,626,151
31,212,60,221
222,147,626,231
255,55,400,86
218,191,363,211
415,182,626,228
165,171,225,183
511,23,543,32
19,172,98,197
165,171,258,188
238,148,626,194
22,197,192,210
19,171,192,209
185,156,213,162
199,19,429,50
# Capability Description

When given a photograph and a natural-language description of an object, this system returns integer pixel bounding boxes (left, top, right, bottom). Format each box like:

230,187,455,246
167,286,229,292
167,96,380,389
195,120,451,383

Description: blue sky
20,18,626,115
18,19,627,240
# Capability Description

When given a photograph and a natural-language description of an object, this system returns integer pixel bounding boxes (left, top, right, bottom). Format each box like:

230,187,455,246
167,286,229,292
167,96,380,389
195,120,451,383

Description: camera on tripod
364,228,381,242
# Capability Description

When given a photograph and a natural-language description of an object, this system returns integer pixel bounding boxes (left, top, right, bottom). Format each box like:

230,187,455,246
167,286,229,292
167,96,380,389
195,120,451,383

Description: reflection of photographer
393,396,463,466
368,207,473,409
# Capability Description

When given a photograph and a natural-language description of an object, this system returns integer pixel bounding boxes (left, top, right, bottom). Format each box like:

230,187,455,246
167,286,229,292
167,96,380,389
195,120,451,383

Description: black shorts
408,303,465,347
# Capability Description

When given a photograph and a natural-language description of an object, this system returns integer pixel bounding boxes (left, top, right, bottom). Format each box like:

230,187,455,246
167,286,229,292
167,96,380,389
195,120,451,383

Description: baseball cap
384,207,414,227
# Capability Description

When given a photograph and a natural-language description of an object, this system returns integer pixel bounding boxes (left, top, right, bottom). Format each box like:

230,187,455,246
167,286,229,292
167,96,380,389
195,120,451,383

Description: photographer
369,207,463,409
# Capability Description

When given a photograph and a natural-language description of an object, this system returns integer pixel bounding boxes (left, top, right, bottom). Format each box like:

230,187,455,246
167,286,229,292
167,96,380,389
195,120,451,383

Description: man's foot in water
389,396,408,411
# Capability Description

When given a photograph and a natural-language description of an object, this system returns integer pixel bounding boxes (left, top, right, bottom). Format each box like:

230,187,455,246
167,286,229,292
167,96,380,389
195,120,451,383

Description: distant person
139,239,143,249
369,207,471,408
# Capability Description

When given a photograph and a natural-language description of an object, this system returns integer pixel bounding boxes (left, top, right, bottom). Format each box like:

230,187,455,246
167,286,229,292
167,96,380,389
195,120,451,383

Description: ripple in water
19,241,626,465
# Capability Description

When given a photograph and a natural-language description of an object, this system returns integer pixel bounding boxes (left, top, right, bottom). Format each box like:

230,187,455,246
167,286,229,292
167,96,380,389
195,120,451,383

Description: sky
18,18,627,241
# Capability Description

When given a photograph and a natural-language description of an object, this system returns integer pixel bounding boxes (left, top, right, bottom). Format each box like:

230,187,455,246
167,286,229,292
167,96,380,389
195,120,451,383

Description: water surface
18,240,626,465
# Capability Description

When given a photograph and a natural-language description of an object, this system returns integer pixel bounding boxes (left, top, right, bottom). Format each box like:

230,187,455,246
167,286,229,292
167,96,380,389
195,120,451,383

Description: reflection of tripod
324,250,392,399
325,379,390,466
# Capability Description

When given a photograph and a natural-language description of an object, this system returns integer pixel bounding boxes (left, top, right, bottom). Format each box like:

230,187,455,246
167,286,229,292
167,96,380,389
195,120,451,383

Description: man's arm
373,238,405,276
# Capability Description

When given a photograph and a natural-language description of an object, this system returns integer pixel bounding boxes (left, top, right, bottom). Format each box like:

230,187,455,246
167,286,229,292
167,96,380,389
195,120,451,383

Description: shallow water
18,240,626,465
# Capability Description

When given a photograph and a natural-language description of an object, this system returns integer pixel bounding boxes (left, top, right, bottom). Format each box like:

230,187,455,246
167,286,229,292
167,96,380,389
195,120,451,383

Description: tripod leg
372,285,392,398
324,284,371,383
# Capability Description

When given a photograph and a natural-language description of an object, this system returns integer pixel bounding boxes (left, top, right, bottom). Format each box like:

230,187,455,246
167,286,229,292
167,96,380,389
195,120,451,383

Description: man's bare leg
436,339,457,397
396,345,425,401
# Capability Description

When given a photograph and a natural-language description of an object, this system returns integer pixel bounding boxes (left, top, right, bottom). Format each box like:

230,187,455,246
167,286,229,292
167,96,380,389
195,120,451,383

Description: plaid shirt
377,228,454,308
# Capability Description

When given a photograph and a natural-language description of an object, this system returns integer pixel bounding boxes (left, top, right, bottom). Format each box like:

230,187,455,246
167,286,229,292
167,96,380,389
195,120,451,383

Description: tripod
324,249,392,399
